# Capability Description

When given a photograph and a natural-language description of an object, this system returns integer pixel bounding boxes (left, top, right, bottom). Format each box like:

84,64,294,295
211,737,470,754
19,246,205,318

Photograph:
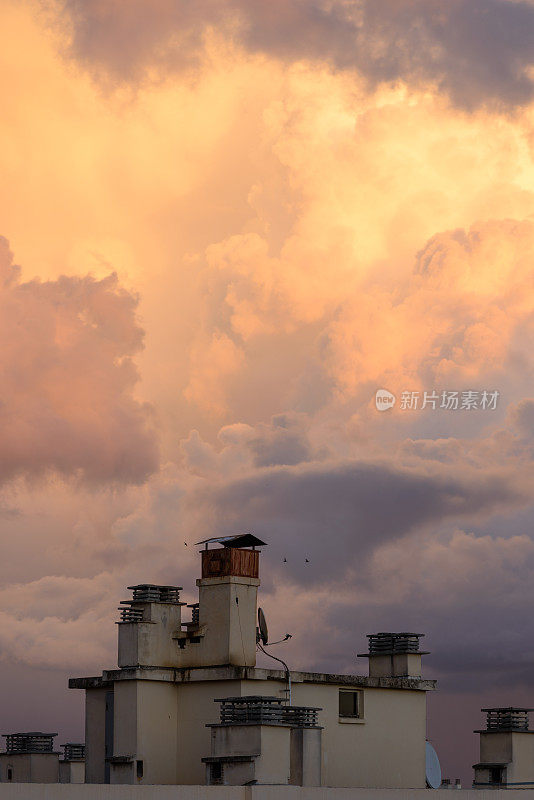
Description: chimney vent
61,743,85,761
127,584,182,604
118,584,184,623
367,632,425,655
214,696,321,727
188,602,200,626
3,733,57,754
483,707,533,732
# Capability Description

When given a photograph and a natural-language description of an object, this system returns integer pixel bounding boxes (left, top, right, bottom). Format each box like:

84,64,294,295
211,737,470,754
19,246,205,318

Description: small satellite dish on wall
425,741,441,789
258,607,269,646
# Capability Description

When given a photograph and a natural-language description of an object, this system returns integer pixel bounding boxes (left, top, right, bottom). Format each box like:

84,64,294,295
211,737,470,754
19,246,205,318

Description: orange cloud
0,237,158,484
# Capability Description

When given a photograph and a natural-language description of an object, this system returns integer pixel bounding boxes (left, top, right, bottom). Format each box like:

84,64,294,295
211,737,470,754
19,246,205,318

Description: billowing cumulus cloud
56,0,534,109
0,237,158,485
186,216,534,413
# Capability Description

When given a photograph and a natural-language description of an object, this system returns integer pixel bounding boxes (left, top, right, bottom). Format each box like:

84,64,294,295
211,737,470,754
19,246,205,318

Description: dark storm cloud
195,457,525,585
58,0,534,109
319,527,534,694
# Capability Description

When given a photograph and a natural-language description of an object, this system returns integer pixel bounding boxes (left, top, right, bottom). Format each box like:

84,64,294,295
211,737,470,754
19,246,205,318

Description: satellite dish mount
256,607,293,704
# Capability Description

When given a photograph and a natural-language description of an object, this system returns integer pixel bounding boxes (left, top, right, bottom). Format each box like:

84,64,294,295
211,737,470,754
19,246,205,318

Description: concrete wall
91,674,427,788
479,731,512,764
118,603,184,669
0,785,533,799
110,679,180,785
244,677,427,789
176,679,243,784
137,680,179,784
177,676,426,787
290,728,322,787
195,576,259,668
509,732,534,785
59,761,85,784
85,687,109,783
0,753,59,783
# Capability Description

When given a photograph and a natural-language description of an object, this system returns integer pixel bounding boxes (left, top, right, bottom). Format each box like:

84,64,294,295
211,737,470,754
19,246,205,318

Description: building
70,534,436,787
473,707,534,789
0,732,59,783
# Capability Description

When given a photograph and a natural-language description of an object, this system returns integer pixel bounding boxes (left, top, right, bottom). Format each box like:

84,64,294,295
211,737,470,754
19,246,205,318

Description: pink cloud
0,237,158,485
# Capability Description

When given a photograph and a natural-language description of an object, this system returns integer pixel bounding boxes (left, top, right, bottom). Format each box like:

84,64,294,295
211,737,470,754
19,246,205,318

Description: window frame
338,688,364,723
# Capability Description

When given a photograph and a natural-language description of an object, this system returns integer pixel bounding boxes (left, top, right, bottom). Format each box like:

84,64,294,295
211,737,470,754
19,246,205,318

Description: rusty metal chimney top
195,534,266,580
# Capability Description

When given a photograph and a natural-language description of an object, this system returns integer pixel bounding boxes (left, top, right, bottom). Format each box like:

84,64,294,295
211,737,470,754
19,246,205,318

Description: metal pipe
257,642,291,705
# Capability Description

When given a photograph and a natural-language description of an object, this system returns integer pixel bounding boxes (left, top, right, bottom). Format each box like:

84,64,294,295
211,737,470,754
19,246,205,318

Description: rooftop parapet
3,733,57,754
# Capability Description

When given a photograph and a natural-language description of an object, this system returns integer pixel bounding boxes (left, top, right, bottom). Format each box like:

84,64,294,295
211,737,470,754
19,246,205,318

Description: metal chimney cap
194,534,267,549
127,583,183,591
2,732,58,737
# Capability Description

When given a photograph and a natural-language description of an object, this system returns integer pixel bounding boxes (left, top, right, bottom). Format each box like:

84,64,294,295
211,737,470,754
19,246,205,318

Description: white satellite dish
425,741,441,789
258,607,268,646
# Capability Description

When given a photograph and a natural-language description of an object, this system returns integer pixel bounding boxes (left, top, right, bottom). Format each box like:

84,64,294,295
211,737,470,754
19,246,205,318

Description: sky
0,0,533,784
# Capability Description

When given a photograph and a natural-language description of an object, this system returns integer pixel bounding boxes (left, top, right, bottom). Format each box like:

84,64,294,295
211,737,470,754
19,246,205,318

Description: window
339,689,363,718
136,760,144,780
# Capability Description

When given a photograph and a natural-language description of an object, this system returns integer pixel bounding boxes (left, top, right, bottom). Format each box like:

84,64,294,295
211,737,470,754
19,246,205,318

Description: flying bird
283,557,287,563
305,558,310,563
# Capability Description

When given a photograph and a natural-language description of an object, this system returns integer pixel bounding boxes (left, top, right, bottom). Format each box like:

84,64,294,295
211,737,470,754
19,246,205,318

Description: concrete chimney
473,707,534,789
116,535,266,671
117,584,185,668
358,632,428,678
189,534,266,668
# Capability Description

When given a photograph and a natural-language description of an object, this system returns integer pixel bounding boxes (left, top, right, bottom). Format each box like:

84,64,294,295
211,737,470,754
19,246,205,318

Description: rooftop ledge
69,665,436,692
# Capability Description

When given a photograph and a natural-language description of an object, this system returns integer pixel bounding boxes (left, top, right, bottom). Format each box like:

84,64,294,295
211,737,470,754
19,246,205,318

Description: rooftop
69,664,436,692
